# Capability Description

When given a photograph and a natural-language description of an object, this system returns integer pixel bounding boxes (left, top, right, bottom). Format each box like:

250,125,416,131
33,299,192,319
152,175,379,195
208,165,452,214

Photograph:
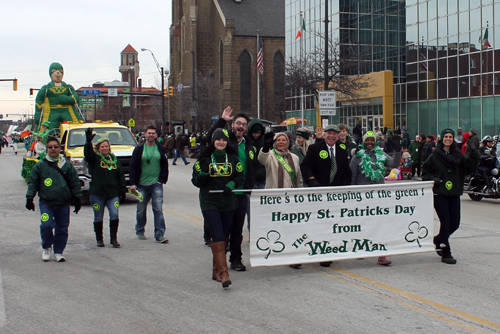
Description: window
273,52,285,118
239,51,252,112
471,59,476,68
219,41,224,85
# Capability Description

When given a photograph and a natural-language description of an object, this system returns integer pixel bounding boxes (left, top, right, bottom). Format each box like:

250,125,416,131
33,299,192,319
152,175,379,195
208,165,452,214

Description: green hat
49,62,63,76
251,124,264,134
296,130,310,140
42,121,51,128
211,128,229,143
440,128,454,140
324,124,340,133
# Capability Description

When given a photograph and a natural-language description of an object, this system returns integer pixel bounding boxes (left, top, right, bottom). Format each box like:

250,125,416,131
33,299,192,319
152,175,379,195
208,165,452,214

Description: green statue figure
32,121,51,144
34,62,84,131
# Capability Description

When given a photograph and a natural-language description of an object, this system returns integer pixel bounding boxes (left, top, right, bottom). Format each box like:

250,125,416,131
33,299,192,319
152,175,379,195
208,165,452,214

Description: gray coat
350,149,401,185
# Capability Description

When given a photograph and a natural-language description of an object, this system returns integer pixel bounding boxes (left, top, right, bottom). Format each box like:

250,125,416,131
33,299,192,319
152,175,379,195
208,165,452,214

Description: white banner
249,182,435,267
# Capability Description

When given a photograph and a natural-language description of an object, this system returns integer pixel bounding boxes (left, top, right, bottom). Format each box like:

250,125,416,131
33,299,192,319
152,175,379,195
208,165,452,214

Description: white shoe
42,247,51,261
54,254,66,262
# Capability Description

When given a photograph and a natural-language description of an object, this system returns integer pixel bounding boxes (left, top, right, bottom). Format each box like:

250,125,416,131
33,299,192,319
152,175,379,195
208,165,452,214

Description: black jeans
433,195,461,246
411,162,421,177
228,195,248,264
202,210,234,243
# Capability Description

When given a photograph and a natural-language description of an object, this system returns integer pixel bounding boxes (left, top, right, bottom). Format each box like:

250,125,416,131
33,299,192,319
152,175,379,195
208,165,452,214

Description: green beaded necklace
97,153,118,170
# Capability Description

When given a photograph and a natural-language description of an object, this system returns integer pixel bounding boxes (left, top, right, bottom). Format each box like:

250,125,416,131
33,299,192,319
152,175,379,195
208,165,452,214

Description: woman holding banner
350,130,401,265
422,128,479,264
191,128,244,288
259,132,303,268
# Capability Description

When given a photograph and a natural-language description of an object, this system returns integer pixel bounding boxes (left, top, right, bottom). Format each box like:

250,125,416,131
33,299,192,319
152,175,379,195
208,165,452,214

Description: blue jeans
172,149,188,164
202,210,234,243
135,183,166,238
39,201,70,254
90,195,119,222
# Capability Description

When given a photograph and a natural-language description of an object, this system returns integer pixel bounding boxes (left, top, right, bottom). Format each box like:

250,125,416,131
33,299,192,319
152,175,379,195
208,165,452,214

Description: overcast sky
0,0,172,120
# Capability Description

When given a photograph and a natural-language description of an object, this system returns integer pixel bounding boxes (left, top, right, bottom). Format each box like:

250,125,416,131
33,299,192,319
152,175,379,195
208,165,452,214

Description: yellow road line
167,206,500,333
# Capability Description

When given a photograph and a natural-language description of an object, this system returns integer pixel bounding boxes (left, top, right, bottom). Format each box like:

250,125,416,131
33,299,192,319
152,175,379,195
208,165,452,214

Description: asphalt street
1,148,500,334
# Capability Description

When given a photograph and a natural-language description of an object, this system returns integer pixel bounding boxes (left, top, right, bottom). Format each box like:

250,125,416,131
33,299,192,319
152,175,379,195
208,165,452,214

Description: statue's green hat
49,62,64,76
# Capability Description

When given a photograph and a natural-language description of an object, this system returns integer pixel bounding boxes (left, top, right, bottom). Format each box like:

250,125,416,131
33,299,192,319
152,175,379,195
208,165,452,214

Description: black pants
228,194,248,264
411,162,421,177
433,195,461,246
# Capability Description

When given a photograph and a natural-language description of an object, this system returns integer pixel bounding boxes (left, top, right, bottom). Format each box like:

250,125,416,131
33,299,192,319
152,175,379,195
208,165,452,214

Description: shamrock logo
93,204,100,211
256,230,285,259
339,143,346,150
249,150,254,160
114,201,119,209
445,181,453,190
44,178,53,187
319,150,328,159
41,213,50,222
195,161,201,172
222,129,229,137
236,162,243,172
405,221,428,247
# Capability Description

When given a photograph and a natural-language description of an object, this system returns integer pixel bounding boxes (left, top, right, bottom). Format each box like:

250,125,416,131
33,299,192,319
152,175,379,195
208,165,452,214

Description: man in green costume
32,121,51,144
34,63,83,131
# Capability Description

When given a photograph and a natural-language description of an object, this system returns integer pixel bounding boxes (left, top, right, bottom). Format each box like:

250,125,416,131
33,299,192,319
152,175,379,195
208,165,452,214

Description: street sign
108,88,118,97
318,90,336,116
128,118,135,127
177,84,183,92
81,89,101,95
80,97,104,108
123,88,130,107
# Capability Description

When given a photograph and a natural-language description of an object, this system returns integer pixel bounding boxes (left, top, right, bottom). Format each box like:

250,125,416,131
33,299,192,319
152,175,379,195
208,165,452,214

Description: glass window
448,99,459,128
448,56,458,76
407,24,418,46
458,0,469,11
407,82,418,101
449,78,459,98
469,8,481,31
419,22,427,42
471,98,482,130
419,101,429,134
448,14,458,36
438,100,449,130
239,51,252,112
428,0,438,19
459,76,469,97
483,0,493,5
459,98,471,130
483,97,495,135
428,101,438,135
448,0,458,14
407,102,418,133
428,19,438,40
437,57,448,78
459,55,469,76
438,16,447,38
407,4,418,25
419,2,427,21
482,5,494,25
458,11,469,32
438,2,447,17
495,97,500,134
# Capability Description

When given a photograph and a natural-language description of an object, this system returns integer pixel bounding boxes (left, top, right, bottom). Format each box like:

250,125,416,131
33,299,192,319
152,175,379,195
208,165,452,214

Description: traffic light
13,79,18,91
169,86,174,97
29,88,34,98
163,88,169,98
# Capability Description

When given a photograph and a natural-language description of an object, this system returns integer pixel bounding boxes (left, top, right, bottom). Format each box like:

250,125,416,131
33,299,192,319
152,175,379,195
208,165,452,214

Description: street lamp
185,50,195,133
141,48,168,136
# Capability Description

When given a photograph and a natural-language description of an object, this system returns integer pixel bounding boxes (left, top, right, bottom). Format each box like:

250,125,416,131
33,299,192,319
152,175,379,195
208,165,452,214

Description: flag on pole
257,39,264,75
480,28,492,48
295,18,305,39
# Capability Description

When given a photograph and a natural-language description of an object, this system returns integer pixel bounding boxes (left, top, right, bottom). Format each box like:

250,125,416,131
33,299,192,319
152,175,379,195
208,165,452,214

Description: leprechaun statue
33,62,84,131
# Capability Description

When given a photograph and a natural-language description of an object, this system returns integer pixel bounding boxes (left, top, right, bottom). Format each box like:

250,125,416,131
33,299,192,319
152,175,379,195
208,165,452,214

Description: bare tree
195,68,222,132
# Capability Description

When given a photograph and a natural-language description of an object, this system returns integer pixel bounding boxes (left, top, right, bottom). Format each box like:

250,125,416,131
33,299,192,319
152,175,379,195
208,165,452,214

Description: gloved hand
308,179,321,187
85,128,95,143
262,132,275,152
200,161,209,174
26,198,35,211
73,198,82,214
393,135,402,152
433,177,441,186
224,181,235,194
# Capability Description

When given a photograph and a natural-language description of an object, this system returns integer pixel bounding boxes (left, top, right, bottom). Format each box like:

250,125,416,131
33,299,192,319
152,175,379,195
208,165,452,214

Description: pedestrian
192,128,244,288
337,123,357,160
300,124,351,267
129,125,170,243
291,127,311,165
408,135,422,177
353,124,362,146
477,135,497,194
248,118,266,189
384,129,395,156
350,131,401,265
25,136,82,262
461,131,469,154
454,127,464,150
259,131,303,269
166,134,175,159
172,134,190,165
466,128,479,157
422,128,479,264
400,132,408,151
84,128,126,248
207,107,257,272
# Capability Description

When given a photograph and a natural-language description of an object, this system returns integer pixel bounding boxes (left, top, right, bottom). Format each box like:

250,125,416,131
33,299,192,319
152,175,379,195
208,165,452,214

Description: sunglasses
47,145,60,149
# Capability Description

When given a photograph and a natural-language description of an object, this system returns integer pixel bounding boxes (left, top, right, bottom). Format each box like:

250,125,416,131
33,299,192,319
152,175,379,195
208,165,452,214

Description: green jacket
26,156,82,206
191,150,245,211
422,145,479,197
408,141,420,164
84,143,126,198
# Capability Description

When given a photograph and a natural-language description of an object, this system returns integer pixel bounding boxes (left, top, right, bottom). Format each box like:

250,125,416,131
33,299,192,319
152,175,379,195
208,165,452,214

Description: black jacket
207,118,257,190
129,141,169,186
300,140,352,187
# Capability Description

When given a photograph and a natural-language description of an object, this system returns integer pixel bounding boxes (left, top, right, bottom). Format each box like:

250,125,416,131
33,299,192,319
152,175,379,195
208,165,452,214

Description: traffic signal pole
161,67,165,136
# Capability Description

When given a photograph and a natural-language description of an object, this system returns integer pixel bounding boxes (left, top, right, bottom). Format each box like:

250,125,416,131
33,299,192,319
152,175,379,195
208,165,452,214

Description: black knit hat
211,128,229,143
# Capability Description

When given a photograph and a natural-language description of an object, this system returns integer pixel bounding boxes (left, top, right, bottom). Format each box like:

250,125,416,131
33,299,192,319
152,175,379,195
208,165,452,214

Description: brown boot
210,243,221,282
212,241,231,288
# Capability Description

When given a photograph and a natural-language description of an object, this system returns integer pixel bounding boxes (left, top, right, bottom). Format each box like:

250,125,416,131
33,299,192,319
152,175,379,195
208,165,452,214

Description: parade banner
249,182,435,267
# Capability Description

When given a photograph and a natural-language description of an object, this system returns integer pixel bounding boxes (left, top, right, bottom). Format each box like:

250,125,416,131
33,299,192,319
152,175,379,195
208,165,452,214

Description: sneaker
42,247,51,261
137,234,147,240
377,256,391,265
156,237,169,243
185,162,190,165
319,261,332,267
441,255,457,264
289,264,302,269
54,254,66,262
230,261,246,271
172,163,177,165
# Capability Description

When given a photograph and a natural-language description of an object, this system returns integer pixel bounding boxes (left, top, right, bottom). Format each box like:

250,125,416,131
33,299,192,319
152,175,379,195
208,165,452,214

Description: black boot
441,244,457,264
109,219,121,248
94,221,105,247
433,235,442,256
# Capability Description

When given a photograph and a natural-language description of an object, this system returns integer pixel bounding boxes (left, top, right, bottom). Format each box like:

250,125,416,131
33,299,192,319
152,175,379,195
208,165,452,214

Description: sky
0,0,172,121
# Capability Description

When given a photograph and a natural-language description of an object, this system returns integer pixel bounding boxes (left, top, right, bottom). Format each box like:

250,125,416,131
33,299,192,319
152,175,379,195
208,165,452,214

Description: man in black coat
300,124,352,267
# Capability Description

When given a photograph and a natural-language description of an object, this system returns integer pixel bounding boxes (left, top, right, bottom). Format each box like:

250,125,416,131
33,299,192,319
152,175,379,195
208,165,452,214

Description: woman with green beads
84,128,126,248
191,128,244,288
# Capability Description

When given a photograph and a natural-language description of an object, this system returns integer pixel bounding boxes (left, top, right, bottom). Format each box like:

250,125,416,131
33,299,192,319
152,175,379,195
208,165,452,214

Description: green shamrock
256,230,285,259
405,221,428,247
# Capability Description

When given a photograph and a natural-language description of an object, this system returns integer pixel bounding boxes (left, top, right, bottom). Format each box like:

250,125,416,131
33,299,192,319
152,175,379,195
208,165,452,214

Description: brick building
169,0,285,131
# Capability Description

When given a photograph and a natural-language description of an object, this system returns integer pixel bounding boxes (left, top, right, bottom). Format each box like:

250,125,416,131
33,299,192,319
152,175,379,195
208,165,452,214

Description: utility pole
161,67,165,136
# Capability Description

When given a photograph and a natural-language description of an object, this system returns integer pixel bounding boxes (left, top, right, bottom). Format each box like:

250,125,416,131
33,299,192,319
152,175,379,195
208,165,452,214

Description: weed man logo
195,161,201,172
114,201,119,209
49,86,67,94
339,143,346,150
44,178,53,187
445,181,453,190
93,204,100,211
366,130,375,137
210,163,232,176
249,150,254,160
319,150,328,159
41,213,50,222
236,162,243,172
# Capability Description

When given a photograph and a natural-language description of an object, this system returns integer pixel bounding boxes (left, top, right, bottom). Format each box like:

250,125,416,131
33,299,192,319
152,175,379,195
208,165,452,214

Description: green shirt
140,144,161,185
235,139,248,194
